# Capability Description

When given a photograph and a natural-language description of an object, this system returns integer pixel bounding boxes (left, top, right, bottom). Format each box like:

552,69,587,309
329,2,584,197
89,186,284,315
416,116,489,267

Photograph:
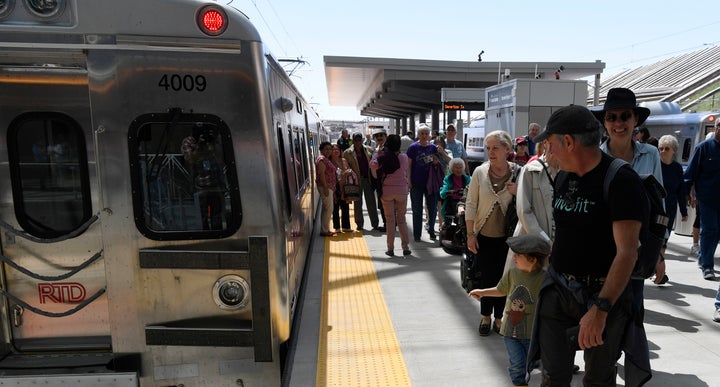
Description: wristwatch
593,298,613,312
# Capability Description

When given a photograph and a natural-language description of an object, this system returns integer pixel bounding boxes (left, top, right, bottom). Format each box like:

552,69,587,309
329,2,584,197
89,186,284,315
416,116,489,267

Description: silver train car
0,1,325,385
639,102,719,167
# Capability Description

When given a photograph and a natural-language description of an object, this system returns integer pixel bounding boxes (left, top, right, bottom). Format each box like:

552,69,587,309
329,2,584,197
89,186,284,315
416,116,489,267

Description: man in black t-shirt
337,129,351,152
527,105,651,386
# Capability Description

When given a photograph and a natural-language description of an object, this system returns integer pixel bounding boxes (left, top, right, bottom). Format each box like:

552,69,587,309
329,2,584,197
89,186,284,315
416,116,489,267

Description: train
639,101,719,167
462,120,485,172
0,0,326,385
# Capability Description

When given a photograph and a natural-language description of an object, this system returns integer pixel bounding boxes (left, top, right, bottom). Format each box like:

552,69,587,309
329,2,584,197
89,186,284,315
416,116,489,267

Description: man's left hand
578,306,607,350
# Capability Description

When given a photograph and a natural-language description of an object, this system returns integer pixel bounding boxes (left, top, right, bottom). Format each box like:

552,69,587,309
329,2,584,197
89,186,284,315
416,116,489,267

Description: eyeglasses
604,111,634,123
658,146,673,151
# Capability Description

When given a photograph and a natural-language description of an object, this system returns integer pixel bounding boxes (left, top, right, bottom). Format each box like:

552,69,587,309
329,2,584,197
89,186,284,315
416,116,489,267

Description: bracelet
467,230,476,237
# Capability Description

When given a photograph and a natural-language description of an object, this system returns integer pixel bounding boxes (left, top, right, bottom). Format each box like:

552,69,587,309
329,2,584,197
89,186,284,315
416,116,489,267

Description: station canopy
324,56,605,119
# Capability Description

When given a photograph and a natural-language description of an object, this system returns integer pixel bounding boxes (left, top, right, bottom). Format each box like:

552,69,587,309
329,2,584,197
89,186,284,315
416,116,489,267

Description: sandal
493,320,502,335
478,321,491,336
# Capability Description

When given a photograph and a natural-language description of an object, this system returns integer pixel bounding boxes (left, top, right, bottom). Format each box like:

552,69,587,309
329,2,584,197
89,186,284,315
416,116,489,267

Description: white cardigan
465,161,515,235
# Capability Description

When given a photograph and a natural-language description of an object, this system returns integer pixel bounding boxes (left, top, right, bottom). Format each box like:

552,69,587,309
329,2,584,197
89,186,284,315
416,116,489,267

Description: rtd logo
38,282,87,304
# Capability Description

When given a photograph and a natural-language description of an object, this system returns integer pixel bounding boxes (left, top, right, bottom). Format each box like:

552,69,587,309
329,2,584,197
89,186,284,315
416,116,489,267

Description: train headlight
24,0,64,18
213,275,250,310
197,5,227,36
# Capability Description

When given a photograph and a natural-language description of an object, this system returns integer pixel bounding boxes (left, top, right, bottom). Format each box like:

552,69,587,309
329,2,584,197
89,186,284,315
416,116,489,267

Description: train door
0,52,110,354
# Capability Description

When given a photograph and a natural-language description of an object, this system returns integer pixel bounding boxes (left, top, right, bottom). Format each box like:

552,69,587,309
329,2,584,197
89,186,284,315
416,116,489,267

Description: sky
227,0,720,120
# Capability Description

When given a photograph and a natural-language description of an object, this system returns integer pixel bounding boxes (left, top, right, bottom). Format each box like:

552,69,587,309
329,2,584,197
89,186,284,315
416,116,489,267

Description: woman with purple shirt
407,124,438,241
371,134,411,257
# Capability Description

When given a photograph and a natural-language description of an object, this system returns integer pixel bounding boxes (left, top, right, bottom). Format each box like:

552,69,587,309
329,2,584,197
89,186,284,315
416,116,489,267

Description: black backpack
603,158,668,279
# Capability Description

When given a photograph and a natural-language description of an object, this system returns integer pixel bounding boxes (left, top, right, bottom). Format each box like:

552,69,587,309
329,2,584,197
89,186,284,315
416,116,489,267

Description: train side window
299,133,309,187
277,124,292,217
7,112,92,239
287,129,300,197
128,112,241,240
681,138,692,163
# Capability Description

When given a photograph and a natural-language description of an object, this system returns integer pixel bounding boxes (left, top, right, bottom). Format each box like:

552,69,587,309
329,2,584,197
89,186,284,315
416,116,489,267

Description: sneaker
703,268,715,280
691,244,700,256
714,309,720,323
385,250,394,257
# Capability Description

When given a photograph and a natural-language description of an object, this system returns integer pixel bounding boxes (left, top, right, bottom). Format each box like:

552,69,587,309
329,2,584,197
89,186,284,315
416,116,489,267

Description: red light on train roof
197,6,227,36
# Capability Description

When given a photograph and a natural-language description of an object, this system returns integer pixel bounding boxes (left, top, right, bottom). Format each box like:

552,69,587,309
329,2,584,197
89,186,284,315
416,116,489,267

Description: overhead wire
572,21,720,72
247,0,288,57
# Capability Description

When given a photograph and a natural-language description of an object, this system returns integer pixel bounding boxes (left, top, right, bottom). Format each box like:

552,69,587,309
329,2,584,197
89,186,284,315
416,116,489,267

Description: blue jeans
410,186,437,240
698,202,720,271
504,336,530,386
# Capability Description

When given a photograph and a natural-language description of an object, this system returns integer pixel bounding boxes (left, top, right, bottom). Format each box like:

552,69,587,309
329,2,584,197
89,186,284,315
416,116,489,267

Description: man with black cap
344,132,381,231
528,105,651,386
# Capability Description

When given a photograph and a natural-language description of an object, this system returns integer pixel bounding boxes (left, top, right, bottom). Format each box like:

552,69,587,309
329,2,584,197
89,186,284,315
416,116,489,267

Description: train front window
128,112,241,240
7,112,92,239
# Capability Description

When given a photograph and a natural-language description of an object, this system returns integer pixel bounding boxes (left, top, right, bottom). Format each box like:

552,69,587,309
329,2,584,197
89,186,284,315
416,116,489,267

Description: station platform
286,208,720,387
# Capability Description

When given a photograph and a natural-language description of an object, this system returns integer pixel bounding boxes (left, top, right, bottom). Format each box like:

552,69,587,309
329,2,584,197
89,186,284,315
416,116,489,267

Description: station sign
486,85,515,109
443,102,485,111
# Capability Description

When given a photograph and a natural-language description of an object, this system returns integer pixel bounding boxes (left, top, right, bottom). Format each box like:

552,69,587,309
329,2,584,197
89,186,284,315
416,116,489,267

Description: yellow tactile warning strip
316,231,412,387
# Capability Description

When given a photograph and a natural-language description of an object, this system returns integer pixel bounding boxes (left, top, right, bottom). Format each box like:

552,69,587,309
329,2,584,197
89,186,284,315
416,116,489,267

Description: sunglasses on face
604,111,634,123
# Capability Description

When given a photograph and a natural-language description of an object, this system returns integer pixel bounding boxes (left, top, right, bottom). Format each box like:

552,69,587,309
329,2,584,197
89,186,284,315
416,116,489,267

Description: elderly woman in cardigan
464,130,518,336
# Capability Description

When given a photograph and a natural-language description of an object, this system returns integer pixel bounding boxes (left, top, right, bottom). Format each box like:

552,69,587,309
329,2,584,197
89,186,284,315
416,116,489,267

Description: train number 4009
158,74,207,92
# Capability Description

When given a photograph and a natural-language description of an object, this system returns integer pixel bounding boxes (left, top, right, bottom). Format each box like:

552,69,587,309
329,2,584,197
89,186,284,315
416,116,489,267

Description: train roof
0,0,262,44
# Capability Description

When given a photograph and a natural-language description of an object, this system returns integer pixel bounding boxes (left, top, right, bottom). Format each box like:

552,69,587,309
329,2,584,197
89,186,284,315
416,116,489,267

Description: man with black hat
595,88,662,187
344,132,381,231
596,89,665,337
528,105,651,386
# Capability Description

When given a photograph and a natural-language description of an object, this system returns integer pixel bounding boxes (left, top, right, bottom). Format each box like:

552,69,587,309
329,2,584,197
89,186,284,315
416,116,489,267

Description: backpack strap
537,158,555,187
603,158,628,203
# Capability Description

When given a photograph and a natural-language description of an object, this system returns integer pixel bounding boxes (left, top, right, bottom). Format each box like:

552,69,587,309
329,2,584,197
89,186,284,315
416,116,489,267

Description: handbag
504,164,520,237
342,169,361,202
